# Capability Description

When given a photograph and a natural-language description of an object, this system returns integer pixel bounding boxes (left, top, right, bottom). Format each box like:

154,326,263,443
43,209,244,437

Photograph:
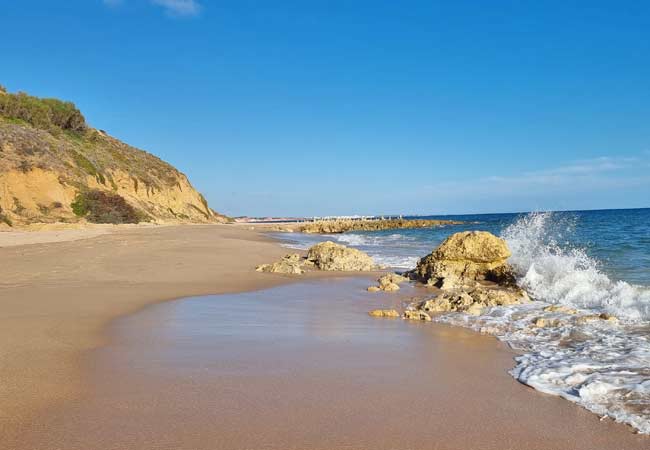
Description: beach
0,224,295,445
1,221,649,449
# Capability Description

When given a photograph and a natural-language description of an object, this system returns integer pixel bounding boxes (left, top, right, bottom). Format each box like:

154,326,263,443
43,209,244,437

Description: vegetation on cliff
0,86,227,226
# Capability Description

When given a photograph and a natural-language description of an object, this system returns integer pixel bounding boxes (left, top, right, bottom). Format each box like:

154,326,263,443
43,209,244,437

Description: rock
256,253,305,274
382,282,400,292
418,285,527,315
466,303,485,316
532,317,562,328
543,305,577,314
576,313,619,325
368,309,400,318
306,241,376,271
365,272,408,292
409,231,517,289
378,272,408,288
403,310,432,322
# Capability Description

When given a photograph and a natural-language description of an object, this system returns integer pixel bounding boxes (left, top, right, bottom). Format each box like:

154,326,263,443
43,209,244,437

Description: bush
0,90,87,133
71,190,140,224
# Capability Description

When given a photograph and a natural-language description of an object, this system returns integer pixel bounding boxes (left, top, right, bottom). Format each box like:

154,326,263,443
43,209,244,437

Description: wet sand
16,278,650,450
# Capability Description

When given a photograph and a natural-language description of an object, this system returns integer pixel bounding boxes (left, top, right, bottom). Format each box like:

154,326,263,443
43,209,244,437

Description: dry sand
1,224,648,449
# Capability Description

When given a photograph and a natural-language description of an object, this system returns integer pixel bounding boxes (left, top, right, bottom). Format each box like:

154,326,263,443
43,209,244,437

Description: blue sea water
275,209,650,433
277,209,650,286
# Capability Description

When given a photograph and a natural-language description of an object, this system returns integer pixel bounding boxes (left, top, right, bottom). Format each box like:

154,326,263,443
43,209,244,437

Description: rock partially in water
368,309,400,318
256,253,305,274
576,313,619,325
532,317,564,328
367,272,408,292
543,305,578,314
306,241,376,271
403,310,432,321
409,231,517,289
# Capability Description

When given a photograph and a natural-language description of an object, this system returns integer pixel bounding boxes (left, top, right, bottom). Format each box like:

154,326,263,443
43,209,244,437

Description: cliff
0,87,228,227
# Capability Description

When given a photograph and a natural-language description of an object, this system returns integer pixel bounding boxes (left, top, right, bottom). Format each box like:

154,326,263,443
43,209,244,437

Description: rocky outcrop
256,254,305,274
297,218,462,234
405,231,530,317
367,272,408,292
306,241,377,271
368,309,400,318
408,231,517,289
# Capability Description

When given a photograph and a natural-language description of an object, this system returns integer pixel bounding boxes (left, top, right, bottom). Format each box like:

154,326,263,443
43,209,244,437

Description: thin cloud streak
151,0,201,16
102,0,202,17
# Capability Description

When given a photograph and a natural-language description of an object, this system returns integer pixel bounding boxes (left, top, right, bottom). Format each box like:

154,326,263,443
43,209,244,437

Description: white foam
502,212,650,321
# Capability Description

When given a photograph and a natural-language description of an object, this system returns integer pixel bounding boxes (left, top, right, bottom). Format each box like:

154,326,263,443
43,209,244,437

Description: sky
1,1,649,217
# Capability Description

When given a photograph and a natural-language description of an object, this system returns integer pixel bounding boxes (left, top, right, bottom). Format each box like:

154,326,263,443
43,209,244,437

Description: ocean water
275,209,650,434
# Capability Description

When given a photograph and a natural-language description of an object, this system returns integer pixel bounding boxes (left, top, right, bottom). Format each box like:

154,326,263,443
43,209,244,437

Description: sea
275,208,650,434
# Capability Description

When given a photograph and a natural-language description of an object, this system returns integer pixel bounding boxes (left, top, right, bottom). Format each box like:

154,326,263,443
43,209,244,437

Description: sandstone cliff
0,87,228,227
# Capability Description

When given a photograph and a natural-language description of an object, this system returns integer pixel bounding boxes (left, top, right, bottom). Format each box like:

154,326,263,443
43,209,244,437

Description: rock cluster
367,272,408,292
408,231,517,289
256,242,377,274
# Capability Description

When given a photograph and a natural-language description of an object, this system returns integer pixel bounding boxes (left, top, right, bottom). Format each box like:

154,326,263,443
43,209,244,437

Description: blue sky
2,1,649,216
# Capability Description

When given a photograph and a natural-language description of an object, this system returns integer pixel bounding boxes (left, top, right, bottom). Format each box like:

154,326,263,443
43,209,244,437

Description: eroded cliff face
0,120,226,227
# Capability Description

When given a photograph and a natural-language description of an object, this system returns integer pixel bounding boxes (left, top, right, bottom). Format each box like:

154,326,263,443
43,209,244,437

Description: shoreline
17,277,650,450
2,223,648,449
1,223,362,445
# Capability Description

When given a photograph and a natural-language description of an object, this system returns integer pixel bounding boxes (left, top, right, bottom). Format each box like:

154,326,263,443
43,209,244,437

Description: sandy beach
0,224,295,445
1,224,649,449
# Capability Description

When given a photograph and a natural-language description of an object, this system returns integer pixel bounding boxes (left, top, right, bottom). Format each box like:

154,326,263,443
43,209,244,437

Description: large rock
306,241,376,271
409,231,517,289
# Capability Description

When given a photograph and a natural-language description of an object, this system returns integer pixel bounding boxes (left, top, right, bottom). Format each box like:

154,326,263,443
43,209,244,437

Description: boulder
367,286,381,292
256,253,305,274
368,309,400,318
409,231,517,289
306,241,376,271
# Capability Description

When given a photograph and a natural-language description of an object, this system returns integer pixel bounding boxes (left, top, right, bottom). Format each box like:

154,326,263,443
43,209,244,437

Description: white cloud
151,0,201,16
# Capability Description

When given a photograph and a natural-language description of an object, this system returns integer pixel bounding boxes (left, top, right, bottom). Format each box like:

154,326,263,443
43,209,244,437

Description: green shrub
0,90,87,133
71,190,140,224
